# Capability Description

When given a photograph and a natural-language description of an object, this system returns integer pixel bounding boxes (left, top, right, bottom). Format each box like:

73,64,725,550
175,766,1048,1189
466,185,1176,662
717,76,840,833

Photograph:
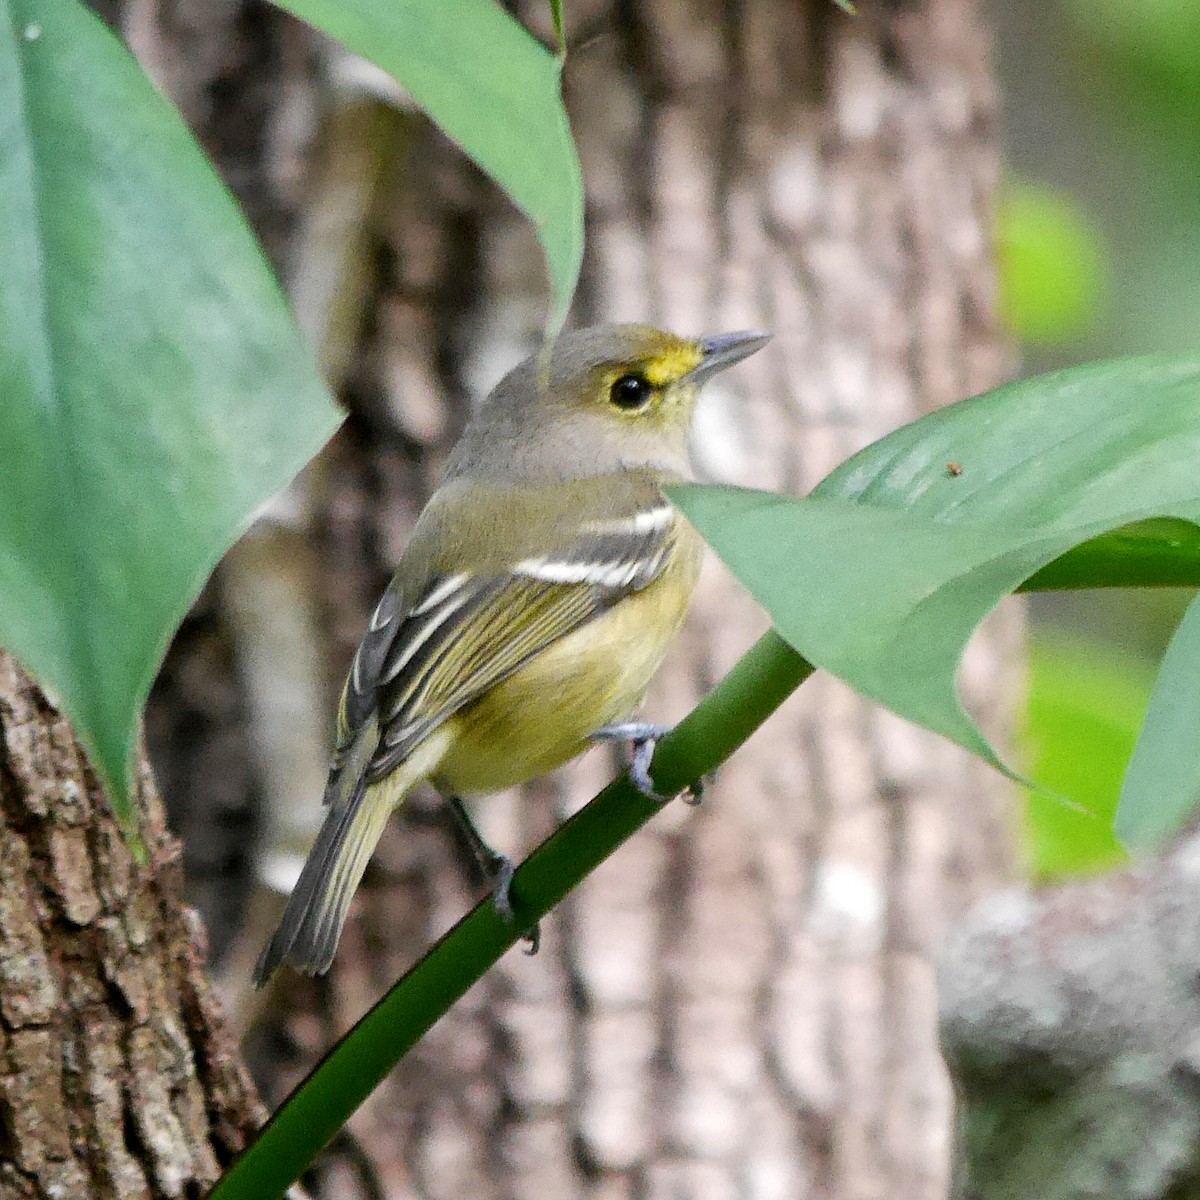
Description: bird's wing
331,479,683,785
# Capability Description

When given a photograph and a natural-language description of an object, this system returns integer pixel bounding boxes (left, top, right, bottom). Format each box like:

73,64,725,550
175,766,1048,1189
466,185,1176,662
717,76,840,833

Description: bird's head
453,323,770,482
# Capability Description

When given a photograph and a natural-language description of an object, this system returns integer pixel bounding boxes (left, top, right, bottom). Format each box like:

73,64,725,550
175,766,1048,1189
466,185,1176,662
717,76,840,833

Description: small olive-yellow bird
254,323,768,983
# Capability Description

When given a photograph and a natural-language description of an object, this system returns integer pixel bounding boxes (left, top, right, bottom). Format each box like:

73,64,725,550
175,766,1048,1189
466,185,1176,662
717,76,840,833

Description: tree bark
0,650,263,1196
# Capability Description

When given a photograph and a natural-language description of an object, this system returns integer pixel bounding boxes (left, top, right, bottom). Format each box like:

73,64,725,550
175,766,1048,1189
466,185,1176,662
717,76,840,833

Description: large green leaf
671,356,1200,780
270,0,584,331
1116,590,1200,849
0,0,341,834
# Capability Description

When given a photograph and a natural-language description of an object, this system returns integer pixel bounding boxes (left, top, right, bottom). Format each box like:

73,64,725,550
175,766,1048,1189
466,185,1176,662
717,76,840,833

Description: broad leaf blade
671,356,1200,783
818,357,1200,520
1117,591,1200,850
271,0,584,331
0,0,341,831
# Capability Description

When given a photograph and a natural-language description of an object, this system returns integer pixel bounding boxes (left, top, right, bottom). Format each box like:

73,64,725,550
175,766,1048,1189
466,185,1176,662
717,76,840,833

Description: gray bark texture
942,829,1200,1200
0,650,264,1196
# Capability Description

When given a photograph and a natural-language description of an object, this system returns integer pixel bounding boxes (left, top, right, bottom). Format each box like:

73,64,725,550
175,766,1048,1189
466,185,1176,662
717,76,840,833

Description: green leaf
270,0,584,332
1117,591,1200,849
1022,633,1140,877
0,0,341,834
670,356,1200,781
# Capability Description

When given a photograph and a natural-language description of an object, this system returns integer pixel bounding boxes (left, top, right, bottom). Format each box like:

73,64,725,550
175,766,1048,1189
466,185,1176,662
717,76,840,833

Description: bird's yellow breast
430,524,703,796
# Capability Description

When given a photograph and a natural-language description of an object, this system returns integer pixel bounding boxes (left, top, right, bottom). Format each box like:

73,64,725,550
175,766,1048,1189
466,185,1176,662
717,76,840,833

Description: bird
253,322,769,984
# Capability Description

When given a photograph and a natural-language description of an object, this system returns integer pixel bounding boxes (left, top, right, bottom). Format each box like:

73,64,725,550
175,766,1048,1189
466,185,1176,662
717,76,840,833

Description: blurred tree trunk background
122,0,1018,1195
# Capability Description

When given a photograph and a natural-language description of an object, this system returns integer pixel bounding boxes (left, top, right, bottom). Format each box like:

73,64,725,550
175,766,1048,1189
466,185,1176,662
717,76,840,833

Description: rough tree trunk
114,0,1019,1197
0,650,263,1196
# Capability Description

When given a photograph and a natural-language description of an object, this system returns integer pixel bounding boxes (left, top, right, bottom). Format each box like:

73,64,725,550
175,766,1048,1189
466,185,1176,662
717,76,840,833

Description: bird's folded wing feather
331,478,681,785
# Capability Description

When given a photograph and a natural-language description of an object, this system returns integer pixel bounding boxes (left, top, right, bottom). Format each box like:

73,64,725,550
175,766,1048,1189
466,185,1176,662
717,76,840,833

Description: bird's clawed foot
448,796,540,953
591,721,705,805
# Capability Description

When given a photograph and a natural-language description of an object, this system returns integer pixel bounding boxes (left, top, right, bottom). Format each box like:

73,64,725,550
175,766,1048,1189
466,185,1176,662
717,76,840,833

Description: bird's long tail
253,719,427,985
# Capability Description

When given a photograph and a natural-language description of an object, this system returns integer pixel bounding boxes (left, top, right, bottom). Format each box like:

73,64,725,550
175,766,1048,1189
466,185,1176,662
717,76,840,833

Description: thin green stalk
1020,522,1200,591
548,0,565,58
208,631,813,1200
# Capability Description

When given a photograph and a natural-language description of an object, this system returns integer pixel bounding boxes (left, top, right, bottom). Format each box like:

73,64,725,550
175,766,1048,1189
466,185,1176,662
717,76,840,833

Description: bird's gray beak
686,329,772,386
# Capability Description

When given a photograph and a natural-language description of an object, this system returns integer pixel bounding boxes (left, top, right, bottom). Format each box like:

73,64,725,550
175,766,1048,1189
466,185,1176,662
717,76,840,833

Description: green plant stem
548,0,565,58
208,631,813,1200
1020,521,1200,591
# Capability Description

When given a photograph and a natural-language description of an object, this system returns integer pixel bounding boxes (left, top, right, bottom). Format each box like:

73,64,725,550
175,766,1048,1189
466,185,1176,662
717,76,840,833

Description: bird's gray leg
591,722,704,806
446,796,539,953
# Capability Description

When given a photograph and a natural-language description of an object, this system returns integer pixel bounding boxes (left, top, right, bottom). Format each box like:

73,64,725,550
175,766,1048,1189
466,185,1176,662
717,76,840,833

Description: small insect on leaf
946,462,964,477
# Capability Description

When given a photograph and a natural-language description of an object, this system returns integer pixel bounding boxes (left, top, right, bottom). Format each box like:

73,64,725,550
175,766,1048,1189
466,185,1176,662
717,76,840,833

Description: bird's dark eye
609,373,654,411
